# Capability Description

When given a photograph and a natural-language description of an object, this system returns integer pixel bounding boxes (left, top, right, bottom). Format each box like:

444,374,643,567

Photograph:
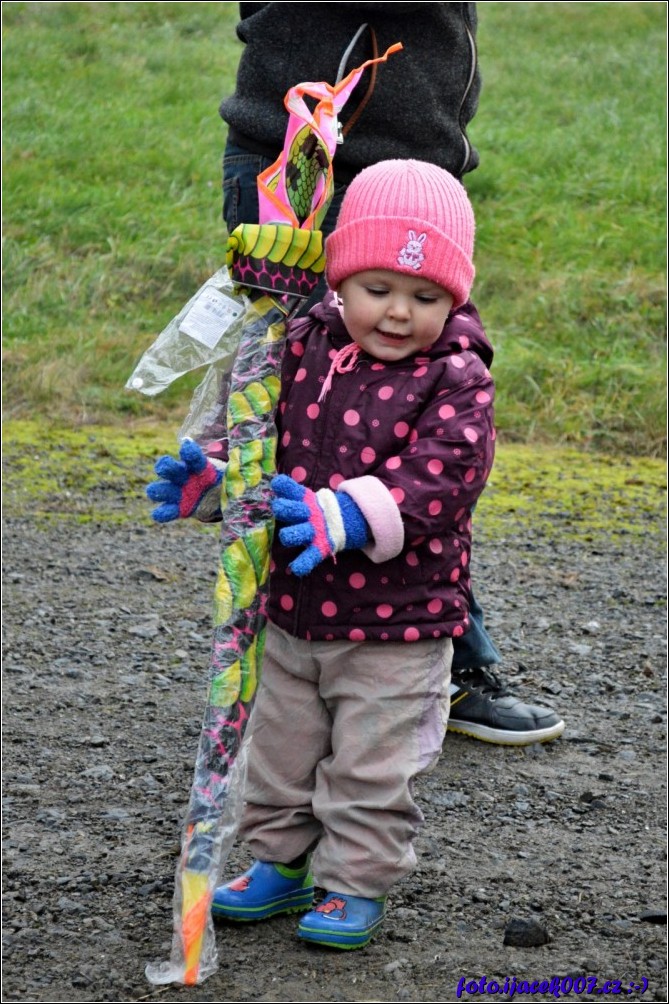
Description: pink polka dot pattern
267,298,495,645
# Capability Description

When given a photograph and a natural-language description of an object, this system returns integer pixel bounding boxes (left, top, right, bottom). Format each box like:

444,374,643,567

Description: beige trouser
240,621,453,898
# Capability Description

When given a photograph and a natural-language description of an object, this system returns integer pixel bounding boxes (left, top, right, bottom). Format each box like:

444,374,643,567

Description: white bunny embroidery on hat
397,230,427,270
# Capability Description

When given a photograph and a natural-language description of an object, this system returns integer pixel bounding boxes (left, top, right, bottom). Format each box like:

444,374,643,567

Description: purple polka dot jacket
268,292,496,643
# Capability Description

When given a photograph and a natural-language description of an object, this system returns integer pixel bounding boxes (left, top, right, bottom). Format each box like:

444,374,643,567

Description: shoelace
460,666,512,697
318,342,361,402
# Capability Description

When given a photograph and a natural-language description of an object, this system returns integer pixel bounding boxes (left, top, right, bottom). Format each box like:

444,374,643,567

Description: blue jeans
221,139,501,670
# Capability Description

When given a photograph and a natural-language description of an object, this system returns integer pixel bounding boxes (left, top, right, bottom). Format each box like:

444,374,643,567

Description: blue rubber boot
212,859,314,922
297,892,386,949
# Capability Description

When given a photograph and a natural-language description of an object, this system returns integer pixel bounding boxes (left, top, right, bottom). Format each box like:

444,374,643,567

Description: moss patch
2,421,666,542
2,420,176,525
478,444,666,545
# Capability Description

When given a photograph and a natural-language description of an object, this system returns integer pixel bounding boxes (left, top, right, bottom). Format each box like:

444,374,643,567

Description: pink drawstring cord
318,342,361,402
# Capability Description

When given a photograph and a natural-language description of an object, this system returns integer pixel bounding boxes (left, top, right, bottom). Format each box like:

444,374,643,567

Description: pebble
82,765,114,781
568,642,593,657
9,784,40,797
503,918,550,947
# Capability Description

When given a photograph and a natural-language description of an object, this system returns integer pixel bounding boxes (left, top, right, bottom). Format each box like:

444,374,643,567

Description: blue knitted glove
271,473,369,576
147,439,224,523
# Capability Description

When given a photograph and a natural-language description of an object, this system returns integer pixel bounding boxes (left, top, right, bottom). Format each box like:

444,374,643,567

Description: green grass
2,1,666,455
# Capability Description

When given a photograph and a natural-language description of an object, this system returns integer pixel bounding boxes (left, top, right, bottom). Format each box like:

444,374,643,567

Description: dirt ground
2,441,667,1003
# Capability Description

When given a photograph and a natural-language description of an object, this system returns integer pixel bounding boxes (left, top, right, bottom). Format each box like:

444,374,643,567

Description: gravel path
2,447,666,1003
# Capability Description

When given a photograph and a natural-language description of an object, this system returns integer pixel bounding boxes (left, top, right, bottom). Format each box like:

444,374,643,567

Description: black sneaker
447,666,565,745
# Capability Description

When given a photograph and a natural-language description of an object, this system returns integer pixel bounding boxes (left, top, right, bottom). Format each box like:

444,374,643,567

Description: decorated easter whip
137,41,402,987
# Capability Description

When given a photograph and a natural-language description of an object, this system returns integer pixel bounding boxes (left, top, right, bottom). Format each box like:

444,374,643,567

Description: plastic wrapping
178,356,234,447
145,738,250,986
145,293,290,987
126,268,245,397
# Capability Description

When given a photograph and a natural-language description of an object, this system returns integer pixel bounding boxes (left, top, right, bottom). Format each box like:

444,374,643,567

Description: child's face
338,270,454,362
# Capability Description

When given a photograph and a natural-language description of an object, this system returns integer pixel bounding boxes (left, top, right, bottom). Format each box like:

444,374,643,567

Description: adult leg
448,589,565,745
450,589,500,671
222,141,272,236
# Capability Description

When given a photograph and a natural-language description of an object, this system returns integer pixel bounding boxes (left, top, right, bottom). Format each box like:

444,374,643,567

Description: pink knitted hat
325,159,475,308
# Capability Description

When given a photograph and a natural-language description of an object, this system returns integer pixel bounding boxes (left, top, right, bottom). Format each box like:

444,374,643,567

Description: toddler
154,159,495,948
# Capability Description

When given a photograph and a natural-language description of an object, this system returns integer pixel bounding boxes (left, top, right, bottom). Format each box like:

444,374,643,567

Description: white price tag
178,285,243,349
